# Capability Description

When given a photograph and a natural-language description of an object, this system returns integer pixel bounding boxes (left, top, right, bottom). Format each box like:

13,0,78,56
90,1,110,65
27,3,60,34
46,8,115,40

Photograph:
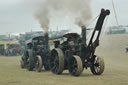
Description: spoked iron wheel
90,56,105,75
35,55,42,72
50,48,64,74
68,55,83,76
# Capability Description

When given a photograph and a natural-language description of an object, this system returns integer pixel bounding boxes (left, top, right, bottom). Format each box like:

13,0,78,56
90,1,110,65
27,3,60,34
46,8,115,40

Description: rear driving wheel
35,55,42,72
50,48,64,74
68,55,83,76
90,56,105,75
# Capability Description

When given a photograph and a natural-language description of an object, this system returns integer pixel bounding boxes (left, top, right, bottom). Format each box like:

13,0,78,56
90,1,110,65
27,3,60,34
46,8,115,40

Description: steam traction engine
50,9,110,76
20,34,50,72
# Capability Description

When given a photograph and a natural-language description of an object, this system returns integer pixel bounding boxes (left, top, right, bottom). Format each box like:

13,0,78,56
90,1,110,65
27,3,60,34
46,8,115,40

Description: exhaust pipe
81,26,86,44
44,33,49,50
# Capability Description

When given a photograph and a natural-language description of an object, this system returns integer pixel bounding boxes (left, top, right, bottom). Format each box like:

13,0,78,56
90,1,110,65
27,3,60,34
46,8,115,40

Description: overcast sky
0,0,127,35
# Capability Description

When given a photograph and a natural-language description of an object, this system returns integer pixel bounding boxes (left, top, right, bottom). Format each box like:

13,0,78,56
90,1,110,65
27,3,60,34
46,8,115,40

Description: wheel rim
50,48,64,74
35,55,42,72
35,60,39,69
94,57,101,73
50,50,60,73
68,55,83,76
90,56,104,75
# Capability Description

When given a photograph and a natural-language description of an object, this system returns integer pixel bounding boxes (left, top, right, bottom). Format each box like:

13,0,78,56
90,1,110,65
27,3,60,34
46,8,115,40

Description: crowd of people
0,44,22,56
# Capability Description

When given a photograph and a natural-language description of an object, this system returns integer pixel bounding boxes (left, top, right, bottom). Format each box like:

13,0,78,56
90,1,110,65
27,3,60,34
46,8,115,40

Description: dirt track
0,34,128,85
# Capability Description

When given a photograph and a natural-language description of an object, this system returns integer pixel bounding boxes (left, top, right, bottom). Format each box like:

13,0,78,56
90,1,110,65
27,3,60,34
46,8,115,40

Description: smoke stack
81,26,86,44
44,33,49,50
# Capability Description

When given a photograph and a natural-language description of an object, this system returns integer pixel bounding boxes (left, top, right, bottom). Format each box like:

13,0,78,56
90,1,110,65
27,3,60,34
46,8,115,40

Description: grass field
0,34,128,85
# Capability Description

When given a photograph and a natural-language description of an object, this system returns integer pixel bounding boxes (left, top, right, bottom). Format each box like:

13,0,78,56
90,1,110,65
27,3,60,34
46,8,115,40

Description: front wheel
68,55,83,76
90,56,105,75
35,55,42,72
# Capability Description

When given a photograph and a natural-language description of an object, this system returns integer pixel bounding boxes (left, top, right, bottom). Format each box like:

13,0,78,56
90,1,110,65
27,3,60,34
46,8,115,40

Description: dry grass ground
0,34,128,85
